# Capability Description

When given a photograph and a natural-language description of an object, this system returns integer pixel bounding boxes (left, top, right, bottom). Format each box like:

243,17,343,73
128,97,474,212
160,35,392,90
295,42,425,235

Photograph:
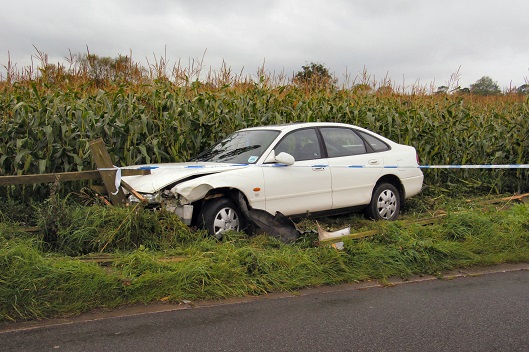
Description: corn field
1,67,528,199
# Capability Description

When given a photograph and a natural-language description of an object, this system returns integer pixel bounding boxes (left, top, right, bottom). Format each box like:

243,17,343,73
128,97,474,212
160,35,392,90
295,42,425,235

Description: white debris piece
317,222,350,250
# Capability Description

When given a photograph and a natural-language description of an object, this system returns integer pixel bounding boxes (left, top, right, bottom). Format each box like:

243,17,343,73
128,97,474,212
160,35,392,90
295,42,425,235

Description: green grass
1,195,528,322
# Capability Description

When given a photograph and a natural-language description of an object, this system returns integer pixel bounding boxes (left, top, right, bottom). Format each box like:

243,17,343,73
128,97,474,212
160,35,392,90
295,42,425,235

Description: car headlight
129,192,161,204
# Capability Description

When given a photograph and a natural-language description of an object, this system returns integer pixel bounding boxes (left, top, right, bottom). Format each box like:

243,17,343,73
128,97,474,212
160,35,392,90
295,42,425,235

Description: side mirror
263,151,295,165
274,152,295,165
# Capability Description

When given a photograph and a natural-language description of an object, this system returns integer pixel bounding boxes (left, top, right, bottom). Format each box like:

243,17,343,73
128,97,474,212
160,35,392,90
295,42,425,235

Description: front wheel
198,198,244,238
365,183,400,220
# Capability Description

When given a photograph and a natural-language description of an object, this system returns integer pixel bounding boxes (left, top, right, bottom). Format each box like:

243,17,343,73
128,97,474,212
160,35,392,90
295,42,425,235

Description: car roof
241,122,396,146
242,122,363,133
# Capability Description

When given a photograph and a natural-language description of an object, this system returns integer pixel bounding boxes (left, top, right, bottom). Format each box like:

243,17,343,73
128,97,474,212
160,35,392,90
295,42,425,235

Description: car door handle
311,164,328,171
368,159,379,165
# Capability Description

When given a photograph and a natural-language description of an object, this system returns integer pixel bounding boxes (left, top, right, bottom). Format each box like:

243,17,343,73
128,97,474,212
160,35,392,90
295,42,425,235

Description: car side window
320,127,367,157
357,131,390,152
274,128,322,161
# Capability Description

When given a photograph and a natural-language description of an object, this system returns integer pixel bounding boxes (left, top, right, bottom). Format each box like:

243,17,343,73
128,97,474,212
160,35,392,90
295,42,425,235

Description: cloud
2,0,528,88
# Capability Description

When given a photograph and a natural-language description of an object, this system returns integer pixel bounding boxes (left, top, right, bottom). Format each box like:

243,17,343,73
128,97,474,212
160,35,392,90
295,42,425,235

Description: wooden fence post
89,138,125,205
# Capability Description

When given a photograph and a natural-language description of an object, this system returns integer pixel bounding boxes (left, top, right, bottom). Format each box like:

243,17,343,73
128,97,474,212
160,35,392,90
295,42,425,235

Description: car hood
121,162,248,193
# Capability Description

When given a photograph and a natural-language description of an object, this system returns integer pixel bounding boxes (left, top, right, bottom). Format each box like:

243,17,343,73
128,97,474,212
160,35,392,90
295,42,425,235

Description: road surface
2,264,529,351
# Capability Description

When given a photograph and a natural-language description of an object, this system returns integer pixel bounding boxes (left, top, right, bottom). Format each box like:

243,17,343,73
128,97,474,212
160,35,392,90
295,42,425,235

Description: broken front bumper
128,193,194,225
166,204,194,225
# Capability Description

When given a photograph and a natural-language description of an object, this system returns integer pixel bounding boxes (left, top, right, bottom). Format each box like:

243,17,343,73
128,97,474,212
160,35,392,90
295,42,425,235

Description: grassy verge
1,195,529,322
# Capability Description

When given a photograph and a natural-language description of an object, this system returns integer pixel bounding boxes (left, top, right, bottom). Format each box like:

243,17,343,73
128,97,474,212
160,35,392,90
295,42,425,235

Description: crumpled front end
123,162,248,224
127,188,195,225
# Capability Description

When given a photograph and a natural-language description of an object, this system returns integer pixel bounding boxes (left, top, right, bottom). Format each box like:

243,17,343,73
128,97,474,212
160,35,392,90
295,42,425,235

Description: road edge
2,262,528,333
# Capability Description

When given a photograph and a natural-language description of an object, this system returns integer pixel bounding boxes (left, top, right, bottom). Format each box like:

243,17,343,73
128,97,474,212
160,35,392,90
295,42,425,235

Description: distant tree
352,83,372,94
294,62,337,88
455,87,470,95
74,53,142,86
470,76,501,96
517,84,529,95
87,54,114,83
435,86,449,94
38,63,70,85
376,85,394,95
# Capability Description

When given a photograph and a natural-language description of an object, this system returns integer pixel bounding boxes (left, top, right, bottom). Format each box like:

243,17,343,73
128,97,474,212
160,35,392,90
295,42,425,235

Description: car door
319,127,383,209
261,128,332,215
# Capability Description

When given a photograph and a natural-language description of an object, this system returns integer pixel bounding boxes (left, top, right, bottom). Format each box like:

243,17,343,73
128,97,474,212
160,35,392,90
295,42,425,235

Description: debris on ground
248,209,301,243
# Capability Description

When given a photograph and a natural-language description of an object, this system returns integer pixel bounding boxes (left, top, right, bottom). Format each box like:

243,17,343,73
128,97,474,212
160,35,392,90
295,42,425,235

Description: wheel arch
193,187,253,234
374,174,405,204
195,186,250,214
203,187,249,205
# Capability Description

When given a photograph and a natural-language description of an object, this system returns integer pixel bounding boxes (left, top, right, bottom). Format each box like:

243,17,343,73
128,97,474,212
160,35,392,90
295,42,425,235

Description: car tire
365,183,400,220
199,198,244,239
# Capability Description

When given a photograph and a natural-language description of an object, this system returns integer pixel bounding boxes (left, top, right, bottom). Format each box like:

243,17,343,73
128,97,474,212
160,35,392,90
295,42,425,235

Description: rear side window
357,131,390,152
320,127,367,158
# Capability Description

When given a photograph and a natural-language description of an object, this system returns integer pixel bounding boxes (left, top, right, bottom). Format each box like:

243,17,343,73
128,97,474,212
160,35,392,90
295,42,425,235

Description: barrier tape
419,164,529,169
259,164,529,169
98,163,528,192
99,163,529,171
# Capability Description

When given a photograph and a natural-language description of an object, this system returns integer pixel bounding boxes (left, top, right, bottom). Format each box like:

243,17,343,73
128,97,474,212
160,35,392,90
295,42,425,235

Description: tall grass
0,236,124,320
33,197,197,255
2,201,529,322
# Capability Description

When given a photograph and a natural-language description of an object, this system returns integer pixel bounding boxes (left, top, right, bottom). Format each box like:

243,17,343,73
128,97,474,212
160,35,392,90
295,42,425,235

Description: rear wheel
199,198,244,238
365,183,400,220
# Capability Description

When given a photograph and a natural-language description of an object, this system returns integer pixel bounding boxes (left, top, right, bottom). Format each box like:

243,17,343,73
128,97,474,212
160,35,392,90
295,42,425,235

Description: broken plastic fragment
248,209,300,244
317,222,350,250
111,166,121,195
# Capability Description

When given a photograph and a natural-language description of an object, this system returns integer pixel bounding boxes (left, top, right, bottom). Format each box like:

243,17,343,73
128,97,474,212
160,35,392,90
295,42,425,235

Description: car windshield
194,130,280,164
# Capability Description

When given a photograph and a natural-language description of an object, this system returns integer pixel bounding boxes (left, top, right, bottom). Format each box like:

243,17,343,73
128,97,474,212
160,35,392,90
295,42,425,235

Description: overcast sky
2,0,528,90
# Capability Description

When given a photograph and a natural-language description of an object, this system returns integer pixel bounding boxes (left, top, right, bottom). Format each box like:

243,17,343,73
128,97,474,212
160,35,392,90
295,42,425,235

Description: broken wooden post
0,170,101,186
89,138,125,205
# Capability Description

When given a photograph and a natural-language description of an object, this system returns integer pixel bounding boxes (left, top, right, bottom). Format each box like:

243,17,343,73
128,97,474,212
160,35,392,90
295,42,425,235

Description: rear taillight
416,153,420,165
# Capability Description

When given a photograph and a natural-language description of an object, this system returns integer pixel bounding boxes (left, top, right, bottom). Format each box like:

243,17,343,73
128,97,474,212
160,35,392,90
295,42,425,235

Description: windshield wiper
216,145,260,161
194,149,220,162
193,145,260,162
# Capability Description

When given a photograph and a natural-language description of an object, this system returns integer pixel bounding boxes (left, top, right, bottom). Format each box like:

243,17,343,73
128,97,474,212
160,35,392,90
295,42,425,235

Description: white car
122,122,423,238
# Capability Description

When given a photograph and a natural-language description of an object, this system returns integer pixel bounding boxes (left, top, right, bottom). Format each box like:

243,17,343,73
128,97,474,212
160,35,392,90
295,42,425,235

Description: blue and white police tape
263,164,529,169
99,163,529,172
334,164,529,169
98,164,249,172
418,164,529,169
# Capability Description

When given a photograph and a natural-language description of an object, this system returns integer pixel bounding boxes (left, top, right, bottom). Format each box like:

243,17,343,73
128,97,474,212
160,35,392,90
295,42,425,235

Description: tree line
4,50,528,96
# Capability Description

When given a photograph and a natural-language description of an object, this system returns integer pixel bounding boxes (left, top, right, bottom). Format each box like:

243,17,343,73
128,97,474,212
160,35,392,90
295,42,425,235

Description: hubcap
213,207,240,237
376,189,397,219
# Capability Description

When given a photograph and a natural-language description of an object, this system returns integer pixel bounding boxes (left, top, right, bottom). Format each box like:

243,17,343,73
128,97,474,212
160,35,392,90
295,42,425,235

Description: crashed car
122,122,423,238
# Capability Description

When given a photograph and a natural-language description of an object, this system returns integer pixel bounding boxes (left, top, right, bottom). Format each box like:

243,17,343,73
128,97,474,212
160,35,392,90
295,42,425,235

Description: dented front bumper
128,192,194,225
166,204,194,225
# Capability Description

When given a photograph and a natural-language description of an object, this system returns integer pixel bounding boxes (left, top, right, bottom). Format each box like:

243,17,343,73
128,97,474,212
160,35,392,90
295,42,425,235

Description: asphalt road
2,265,529,352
